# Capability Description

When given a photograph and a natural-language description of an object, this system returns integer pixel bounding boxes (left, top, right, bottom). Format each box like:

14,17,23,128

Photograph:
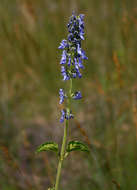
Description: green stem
54,119,68,190
54,79,72,190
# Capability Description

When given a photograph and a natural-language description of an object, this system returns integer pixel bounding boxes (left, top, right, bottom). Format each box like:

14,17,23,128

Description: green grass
0,0,137,189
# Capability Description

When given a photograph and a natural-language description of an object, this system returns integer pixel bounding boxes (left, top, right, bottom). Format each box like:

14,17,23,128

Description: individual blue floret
61,66,70,81
58,40,68,49
59,89,66,104
60,109,66,123
60,50,67,65
60,109,74,123
73,91,82,100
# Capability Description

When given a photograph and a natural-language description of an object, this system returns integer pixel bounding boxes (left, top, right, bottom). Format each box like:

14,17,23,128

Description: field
0,0,137,190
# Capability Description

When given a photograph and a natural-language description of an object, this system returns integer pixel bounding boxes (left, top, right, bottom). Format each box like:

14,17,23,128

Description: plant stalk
54,78,72,190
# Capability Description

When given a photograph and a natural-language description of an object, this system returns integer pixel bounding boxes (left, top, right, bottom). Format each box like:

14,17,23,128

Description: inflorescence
59,13,88,123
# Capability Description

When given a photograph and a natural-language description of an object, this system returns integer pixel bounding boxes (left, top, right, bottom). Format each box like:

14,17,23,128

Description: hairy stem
54,78,72,190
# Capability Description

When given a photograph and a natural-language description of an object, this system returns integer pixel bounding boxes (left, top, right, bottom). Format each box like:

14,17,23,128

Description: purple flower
58,13,88,122
65,110,74,120
68,56,71,67
60,109,66,123
78,15,85,40
72,72,77,78
73,59,82,78
58,40,68,49
78,57,84,69
81,50,88,60
77,44,87,61
75,57,84,69
60,50,67,65
76,68,82,78
74,58,79,70
60,109,74,123
68,33,73,42
79,14,84,20
59,13,88,81
73,91,82,100
79,31,84,40
61,66,70,80
59,89,66,104
77,44,82,56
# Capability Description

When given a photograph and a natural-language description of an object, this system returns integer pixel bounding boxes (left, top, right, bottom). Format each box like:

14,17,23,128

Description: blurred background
0,0,137,189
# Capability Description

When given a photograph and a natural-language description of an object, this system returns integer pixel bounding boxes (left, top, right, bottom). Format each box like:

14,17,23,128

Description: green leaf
48,188,54,190
66,141,89,153
36,142,58,153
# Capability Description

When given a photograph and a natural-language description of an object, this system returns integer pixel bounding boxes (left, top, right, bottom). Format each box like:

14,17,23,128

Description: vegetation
0,0,137,190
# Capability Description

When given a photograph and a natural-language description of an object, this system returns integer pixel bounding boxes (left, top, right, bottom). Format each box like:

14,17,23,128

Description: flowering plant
36,13,89,190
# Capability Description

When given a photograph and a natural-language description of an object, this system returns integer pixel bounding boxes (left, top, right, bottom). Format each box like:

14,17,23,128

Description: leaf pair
36,141,89,154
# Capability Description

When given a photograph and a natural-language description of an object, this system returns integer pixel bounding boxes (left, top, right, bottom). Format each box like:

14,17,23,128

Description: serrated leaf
36,142,58,153
66,141,89,153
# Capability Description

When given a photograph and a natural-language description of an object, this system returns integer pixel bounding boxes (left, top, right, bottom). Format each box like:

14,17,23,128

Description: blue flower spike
59,13,88,123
